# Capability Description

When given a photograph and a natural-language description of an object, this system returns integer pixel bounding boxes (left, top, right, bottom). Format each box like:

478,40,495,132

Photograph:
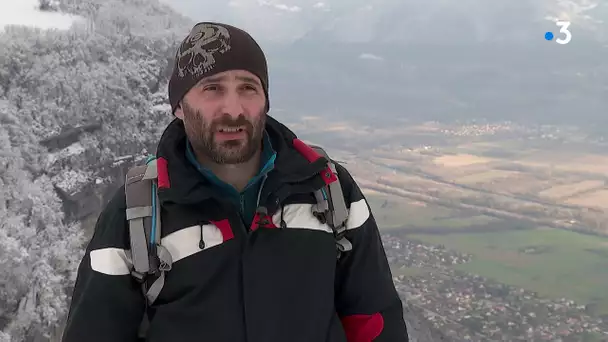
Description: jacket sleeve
62,185,146,342
333,163,409,342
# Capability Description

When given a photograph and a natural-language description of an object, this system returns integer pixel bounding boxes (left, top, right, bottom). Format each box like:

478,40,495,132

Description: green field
410,228,608,315
365,193,446,229
366,192,608,314
365,193,497,230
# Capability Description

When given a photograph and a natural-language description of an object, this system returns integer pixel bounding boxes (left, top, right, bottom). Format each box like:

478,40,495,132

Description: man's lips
217,126,245,133
215,126,247,141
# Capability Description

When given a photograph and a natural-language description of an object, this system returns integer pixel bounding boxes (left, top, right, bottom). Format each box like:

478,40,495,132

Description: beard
181,101,266,165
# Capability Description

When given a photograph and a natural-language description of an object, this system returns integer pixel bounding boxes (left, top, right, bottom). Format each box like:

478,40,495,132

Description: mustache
211,114,254,130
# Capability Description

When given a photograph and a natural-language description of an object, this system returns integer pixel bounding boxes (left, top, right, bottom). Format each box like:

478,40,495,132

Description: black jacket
62,116,408,342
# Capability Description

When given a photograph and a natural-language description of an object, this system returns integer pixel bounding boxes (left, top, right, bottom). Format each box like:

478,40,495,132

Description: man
62,22,408,342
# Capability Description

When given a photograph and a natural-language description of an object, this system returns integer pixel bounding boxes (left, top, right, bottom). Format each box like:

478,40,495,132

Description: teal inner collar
185,131,276,194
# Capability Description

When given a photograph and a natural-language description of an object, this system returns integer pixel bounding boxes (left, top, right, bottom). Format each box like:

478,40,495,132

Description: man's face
175,70,267,164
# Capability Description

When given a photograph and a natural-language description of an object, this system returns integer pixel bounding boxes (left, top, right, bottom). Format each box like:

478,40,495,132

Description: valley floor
382,228,608,341
290,115,608,341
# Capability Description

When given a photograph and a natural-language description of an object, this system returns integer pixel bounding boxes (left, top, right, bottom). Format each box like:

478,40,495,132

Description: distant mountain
164,0,607,128
302,0,606,45
266,35,606,126
163,0,607,45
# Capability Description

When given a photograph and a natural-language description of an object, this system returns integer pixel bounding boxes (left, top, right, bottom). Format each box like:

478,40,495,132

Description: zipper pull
199,223,206,249
280,204,287,229
256,207,270,228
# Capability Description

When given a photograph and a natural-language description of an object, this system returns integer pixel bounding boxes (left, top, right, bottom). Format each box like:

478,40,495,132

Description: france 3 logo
545,21,572,45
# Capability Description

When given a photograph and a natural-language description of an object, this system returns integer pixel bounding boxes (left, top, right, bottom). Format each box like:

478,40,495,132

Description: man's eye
243,85,257,92
203,84,221,92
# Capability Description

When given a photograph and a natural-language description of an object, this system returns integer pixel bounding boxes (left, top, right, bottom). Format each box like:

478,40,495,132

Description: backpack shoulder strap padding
309,145,352,257
124,158,172,306
125,163,154,279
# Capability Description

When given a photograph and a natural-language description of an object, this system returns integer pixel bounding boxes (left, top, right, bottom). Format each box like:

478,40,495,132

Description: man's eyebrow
198,75,227,85
196,75,261,87
236,76,262,87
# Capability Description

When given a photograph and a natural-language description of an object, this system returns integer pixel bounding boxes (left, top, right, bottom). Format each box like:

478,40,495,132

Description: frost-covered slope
0,0,192,340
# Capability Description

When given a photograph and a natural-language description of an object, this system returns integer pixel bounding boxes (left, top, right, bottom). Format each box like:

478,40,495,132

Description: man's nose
221,90,244,117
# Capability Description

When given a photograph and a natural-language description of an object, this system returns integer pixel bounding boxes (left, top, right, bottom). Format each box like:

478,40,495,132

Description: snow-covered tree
0,0,192,339
0,102,86,340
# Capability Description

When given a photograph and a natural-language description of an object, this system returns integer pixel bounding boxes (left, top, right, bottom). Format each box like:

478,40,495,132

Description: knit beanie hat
168,22,269,114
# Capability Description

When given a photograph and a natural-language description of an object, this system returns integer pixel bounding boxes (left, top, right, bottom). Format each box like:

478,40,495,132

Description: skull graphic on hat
175,23,232,78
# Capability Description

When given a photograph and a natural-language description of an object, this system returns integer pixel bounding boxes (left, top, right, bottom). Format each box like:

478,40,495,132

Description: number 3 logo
555,21,572,45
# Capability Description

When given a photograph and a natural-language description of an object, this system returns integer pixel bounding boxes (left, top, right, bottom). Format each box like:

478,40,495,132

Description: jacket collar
155,116,327,205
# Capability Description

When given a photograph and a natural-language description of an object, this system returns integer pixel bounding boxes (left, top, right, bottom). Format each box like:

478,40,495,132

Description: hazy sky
0,0,82,31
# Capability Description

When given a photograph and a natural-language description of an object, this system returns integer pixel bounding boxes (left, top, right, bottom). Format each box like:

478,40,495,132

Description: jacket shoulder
332,162,360,197
86,184,130,251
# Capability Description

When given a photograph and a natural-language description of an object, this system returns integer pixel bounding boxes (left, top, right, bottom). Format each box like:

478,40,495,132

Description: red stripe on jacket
341,313,384,342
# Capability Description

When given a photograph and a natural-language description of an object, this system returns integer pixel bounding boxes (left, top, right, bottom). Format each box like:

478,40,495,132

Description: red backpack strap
292,139,351,258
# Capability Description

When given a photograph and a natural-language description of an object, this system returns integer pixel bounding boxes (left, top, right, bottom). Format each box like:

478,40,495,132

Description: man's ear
174,102,184,120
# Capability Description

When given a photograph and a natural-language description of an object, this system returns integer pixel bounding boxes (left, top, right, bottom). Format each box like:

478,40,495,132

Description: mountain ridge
161,0,607,45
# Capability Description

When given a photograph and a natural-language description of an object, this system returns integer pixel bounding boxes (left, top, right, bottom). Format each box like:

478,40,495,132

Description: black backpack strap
309,145,352,259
